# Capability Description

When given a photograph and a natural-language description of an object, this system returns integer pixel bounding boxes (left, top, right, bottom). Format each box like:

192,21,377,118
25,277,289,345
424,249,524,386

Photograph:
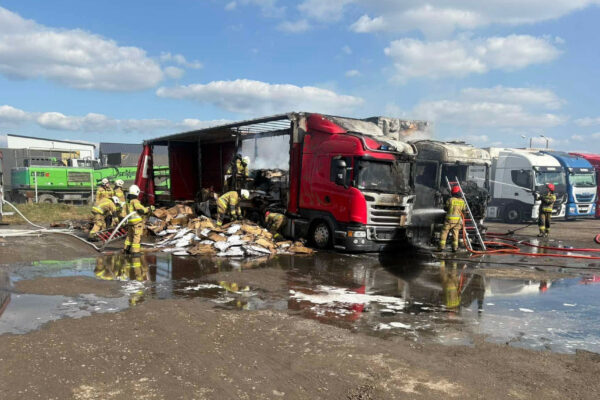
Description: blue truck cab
543,151,597,218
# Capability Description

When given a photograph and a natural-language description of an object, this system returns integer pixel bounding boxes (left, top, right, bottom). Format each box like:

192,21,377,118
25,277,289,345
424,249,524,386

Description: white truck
486,148,566,223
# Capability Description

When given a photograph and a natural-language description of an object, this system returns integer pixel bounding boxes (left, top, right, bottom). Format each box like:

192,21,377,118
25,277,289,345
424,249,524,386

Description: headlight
348,230,367,238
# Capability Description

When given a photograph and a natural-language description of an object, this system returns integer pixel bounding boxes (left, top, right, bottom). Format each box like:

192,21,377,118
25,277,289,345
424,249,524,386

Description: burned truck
135,112,427,252
410,140,491,244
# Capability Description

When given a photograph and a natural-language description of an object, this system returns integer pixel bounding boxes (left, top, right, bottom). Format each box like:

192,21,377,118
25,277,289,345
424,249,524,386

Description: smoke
241,135,289,170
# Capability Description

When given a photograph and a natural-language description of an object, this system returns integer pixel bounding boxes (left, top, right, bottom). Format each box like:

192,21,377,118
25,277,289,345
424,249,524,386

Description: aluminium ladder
445,176,487,251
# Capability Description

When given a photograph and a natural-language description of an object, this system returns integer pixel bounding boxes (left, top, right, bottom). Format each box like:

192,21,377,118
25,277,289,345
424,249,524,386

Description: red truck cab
138,113,420,252
570,153,600,218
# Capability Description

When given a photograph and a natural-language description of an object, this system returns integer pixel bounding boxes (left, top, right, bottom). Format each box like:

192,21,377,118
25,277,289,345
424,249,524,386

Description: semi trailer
542,151,596,219
137,112,429,252
486,148,566,223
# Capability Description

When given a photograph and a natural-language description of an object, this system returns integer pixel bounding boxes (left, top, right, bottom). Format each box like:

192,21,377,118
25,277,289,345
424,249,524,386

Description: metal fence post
34,172,38,203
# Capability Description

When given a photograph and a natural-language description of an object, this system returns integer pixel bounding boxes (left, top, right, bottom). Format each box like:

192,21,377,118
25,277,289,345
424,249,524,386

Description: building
100,142,168,167
4,134,96,159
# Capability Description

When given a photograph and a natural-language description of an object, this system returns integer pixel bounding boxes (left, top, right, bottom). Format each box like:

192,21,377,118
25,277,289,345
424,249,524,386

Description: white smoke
241,135,290,170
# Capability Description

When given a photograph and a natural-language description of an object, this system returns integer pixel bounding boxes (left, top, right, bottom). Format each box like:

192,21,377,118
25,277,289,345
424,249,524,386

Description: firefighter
114,179,126,203
438,186,466,252
225,154,250,190
537,183,556,237
265,211,286,240
123,185,153,254
216,189,250,226
95,178,114,204
89,196,122,240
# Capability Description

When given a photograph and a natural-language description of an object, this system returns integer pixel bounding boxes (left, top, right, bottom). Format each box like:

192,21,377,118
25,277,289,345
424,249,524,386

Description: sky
1,0,600,152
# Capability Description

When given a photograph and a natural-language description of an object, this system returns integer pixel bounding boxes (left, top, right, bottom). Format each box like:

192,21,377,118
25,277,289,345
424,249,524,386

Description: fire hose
460,213,600,260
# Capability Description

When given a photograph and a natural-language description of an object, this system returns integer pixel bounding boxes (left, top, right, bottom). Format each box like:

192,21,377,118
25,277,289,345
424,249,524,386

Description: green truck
10,159,169,204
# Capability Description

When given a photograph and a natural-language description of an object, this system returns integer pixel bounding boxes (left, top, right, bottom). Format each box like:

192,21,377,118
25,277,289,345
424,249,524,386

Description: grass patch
2,203,92,225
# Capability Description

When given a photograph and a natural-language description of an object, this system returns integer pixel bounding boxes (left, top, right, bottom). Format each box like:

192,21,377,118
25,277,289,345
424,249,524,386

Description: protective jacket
126,198,149,225
114,187,126,203
95,186,114,203
540,192,556,213
92,198,117,215
444,196,466,222
218,191,241,213
226,159,249,177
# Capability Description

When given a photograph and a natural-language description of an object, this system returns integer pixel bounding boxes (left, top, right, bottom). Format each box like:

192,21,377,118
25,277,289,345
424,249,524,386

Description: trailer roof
145,113,295,146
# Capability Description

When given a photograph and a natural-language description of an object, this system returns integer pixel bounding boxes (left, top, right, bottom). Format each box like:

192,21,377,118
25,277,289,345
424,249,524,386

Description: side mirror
333,159,347,187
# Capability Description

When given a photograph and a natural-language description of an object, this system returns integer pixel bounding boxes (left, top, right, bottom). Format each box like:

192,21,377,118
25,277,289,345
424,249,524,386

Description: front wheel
503,205,521,223
311,221,332,249
38,194,58,204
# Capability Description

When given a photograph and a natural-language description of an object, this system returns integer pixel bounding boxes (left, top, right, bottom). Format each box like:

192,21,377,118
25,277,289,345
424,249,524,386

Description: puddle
1,250,600,354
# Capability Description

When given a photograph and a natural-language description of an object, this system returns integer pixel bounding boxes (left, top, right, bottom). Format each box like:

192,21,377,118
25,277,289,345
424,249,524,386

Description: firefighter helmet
242,156,250,166
101,178,109,185
265,211,270,217
111,196,121,206
240,189,250,199
129,185,141,196
546,183,555,192
451,186,461,195
115,179,124,187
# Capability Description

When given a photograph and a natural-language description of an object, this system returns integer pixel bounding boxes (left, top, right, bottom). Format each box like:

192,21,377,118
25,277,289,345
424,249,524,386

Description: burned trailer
410,140,491,244
137,112,421,252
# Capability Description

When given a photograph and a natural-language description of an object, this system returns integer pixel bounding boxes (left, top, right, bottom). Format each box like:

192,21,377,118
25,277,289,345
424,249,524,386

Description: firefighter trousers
89,213,107,238
538,211,552,234
124,222,144,254
439,220,462,251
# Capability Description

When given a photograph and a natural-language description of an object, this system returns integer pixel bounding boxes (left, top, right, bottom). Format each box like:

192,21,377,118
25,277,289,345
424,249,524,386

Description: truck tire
503,205,521,223
38,194,58,204
310,221,332,249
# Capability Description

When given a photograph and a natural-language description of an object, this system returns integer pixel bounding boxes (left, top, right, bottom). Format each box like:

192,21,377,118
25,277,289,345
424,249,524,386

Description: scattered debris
145,206,314,258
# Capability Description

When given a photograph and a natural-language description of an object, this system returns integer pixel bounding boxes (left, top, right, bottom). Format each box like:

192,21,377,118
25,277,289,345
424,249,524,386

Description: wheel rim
313,224,330,248
507,209,518,221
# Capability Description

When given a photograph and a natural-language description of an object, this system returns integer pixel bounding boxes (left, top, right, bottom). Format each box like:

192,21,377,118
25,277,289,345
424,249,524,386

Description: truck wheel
311,221,332,249
503,205,521,223
38,194,58,204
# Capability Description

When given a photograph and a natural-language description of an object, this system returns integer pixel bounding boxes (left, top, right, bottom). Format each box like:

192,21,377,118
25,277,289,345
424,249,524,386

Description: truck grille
369,204,407,225
576,194,595,203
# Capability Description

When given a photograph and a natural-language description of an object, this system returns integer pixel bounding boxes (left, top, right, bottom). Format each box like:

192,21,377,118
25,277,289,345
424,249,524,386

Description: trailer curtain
134,144,155,205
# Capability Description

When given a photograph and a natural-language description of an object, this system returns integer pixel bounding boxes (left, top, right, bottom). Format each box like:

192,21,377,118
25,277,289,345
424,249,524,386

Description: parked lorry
410,140,491,243
542,151,596,219
137,112,428,252
486,148,566,223
570,153,600,218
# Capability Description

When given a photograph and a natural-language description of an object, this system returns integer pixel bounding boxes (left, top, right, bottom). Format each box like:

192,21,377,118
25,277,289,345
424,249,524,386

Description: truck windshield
570,172,596,187
467,165,488,188
355,160,411,194
535,170,566,187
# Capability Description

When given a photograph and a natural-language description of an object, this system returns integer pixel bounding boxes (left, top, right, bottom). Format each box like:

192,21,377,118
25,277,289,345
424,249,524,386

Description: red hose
595,234,600,245
460,215,600,260
486,234,600,253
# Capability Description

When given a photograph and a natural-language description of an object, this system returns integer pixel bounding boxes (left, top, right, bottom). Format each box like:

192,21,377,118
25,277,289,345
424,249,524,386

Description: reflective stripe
447,216,460,220
129,217,143,224
92,206,103,214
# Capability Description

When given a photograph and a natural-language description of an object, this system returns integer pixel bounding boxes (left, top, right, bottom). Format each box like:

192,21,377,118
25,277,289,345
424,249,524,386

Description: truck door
307,155,352,223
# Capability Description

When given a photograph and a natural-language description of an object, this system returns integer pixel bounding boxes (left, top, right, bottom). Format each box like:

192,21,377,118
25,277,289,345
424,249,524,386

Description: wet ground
2,221,600,398
2,244,600,354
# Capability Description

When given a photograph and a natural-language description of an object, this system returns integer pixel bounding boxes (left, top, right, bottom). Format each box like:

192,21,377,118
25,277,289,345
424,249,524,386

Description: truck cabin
412,140,491,217
570,152,600,218
138,112,422,251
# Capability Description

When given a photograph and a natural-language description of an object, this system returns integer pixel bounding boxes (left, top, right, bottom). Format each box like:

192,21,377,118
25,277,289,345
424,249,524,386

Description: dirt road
1,298,599,400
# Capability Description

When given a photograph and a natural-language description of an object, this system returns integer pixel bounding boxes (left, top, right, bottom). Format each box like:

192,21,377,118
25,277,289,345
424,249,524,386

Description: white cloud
277,19,310,33
461,86,564,109
0,6,164,91
297,0,354,22
575,117,600,127
384,35,561,82
461,134,490,143
225,1,237,11
342,45,352,55
297,0,600,37
0,105,29,124
0,104,227,134
159,52,203,69
156,79,364,115
412,86,567,129
413,100,566,129
345,69,361,77
164,66,185,80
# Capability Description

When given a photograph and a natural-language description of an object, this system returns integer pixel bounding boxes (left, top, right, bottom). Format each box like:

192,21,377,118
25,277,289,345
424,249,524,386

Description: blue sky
1,0,600,152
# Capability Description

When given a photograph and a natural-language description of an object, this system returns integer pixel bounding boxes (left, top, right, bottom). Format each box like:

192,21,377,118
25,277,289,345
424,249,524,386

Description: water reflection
2,251,600,353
